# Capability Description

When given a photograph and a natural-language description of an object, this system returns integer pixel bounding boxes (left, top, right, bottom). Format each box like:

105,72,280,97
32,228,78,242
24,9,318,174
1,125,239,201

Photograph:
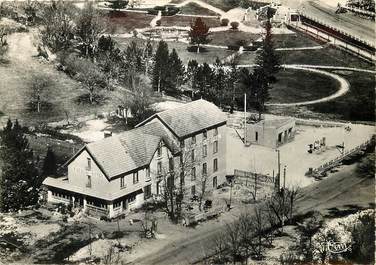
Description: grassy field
210,31,259,46
105,11,155,34
179,2,220,16
279,46,375,69
170,0,237,11
307,71,375,122
0,31,124,128
267,71,375,122
272,32,324,48
160,15,221,28
114,37,233,64
238,46,375,69
269,68,338,104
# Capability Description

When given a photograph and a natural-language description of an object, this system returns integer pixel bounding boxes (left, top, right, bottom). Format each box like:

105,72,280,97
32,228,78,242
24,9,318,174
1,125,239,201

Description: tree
186,59,199,93
108,0,128,11
252,20,280,119
129,74,155,124
40,1,77,52
42,147,57,177
188,17,210,54
166,48,185,96
97,35,123,84
0,119,40,212
158,142,198,223
75,3,105,58
75,58,107,104
296,211,324,262
29,73,53,113
152,40,169,93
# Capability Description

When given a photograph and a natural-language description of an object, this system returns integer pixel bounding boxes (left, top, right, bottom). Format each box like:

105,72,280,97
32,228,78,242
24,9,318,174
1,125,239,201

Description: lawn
279,46,375,69
307,71,375,122
267,71,375,122
272,32,324,48
179,2,220,16
238,46,375,69
105,11,155,34
268,68,338,104
210,30,259,46
160,15,221,28
114,37,233,64
27,134,84,167
0,31,123,128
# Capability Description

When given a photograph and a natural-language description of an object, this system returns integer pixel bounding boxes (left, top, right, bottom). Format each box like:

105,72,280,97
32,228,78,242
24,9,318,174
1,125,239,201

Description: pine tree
212,58,227,106
188,17,210,54
186,60,199,93
152,40,169,94
42,147,57,177
252,20,280,119
166,48,185,96
0,119,40,212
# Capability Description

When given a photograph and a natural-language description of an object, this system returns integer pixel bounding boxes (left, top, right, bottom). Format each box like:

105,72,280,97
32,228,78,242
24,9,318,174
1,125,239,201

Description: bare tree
225,221,242,264
29,73,53,113
156,142,197,223
75,58,107,104
286,186,301,224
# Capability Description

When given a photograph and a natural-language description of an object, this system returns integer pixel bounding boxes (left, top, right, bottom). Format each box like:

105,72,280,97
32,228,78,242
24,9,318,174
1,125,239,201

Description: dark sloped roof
137,99,227,138
86,130,162,179
137,120,180,154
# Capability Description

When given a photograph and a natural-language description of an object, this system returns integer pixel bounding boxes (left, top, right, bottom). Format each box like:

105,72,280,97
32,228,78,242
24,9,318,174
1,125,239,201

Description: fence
287,18,375,62
306,137,374,177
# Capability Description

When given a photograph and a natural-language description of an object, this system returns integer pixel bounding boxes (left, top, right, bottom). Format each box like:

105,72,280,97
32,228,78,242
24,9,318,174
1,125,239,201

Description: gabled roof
84,130,162,179
136,99,227,138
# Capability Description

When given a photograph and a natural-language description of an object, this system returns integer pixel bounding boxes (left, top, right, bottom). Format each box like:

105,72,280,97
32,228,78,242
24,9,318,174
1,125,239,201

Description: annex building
43,99,227,218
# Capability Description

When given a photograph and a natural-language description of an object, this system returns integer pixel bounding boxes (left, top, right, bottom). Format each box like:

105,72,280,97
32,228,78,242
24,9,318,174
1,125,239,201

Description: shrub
221,18,229,26
230,21,239,30
155,19,161,26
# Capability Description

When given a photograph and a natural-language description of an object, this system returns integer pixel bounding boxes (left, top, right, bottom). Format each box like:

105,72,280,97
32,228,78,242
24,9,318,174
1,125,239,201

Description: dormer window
86,158,91,171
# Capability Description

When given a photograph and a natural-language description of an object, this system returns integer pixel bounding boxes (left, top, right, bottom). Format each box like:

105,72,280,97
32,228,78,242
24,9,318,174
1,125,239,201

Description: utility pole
244,93,247,145
281,165,287,232
283,165,286,191
275,149,281,191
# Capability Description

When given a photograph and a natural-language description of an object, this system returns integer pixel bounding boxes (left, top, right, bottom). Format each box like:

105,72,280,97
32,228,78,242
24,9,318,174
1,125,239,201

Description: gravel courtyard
226,123,374,187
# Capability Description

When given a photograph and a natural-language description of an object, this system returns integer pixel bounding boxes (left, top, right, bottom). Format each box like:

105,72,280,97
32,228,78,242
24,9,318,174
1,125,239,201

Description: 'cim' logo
327,240,352,254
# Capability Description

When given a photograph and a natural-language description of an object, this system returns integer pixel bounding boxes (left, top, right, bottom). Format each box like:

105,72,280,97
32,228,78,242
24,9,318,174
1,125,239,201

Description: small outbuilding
245,117,295,148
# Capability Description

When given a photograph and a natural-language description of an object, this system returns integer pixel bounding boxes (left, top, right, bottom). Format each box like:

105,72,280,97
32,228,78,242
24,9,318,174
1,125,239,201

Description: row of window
120,171,141,189
190,158,218,181
190,128,218,145
191,141,218,162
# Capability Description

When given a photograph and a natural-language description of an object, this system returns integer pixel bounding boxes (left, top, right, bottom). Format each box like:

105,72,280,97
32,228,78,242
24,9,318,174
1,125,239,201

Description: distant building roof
137,99,227,138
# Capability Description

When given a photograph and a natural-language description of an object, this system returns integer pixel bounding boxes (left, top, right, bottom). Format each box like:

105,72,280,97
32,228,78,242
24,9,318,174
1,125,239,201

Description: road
281,0,375,46
127,161,374,265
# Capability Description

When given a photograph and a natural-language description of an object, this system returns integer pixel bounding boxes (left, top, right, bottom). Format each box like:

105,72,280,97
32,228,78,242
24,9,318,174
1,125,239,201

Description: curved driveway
237,64,375,106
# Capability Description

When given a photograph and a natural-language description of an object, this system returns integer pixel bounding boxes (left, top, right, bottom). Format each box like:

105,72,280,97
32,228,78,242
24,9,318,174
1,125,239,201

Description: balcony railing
86,204,109,215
